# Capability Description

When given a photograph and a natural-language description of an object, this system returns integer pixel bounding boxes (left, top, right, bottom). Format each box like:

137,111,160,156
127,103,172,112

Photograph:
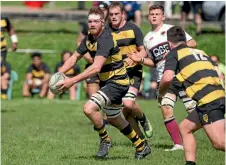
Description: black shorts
150,68,157,82
197,98,225,125
127,65,142,90
167,77,184,98
100,82,129,105
85,63,100,84
1,50,7,61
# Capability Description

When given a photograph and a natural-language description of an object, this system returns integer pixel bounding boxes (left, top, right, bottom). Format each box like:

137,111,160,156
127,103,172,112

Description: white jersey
144,24,193,82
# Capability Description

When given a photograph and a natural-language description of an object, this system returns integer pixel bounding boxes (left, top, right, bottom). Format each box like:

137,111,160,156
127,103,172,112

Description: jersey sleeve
95,35,113,58
77,37,88,55
74,65,81,75
26,65,33,73
54,63,61,73
132,23,144,47
164,50,178,72
43,63,51,73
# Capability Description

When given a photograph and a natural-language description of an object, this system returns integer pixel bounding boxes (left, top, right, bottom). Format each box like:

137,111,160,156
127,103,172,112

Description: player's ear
162,14,166,21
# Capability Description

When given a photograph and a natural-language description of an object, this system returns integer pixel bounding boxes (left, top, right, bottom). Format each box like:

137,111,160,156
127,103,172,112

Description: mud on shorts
90,82,129,118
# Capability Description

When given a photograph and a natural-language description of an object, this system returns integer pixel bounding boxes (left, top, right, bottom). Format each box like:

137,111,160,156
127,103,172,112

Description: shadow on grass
152,143,173,149
1,109,16,113
74,155,130,160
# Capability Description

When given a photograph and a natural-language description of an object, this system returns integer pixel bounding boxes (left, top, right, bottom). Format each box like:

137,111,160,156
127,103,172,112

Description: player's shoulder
98,28,114,41
56,61,63,67
163,24,174,30
126,21,139,29
144,31,154,42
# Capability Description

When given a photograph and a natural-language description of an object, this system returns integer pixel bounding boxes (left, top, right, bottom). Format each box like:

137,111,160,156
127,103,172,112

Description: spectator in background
210,55,225,88
23,52,50,98
1,60,11,100
1,16,18,62
181,1,203,36
121,1,142,27
48,50,80,100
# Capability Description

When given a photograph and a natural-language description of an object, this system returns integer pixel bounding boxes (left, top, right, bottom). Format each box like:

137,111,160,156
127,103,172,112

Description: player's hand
124,57,136,66
127,51,141,63
11,43,17,51
56,77,74,91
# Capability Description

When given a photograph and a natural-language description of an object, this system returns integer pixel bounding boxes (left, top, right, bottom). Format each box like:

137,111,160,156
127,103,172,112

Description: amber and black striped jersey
107,22,144,69
26,63,50,80
1,17,11,51
77,28,129,86
165,44,225,110
55,61,80,77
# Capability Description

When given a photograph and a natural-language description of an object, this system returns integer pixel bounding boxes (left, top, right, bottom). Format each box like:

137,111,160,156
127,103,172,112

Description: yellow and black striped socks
94,125,111,142
120,124,145,151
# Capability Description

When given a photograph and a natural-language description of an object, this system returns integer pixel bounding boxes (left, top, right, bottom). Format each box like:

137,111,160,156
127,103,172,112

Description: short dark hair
149,5,164,14
31,52,42,59
61,50,72,60
109,2,124,13
98,2,108,10
167,26,186,44
88,7,104,20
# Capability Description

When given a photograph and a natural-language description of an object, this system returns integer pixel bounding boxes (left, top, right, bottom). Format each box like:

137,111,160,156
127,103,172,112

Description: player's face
109,7,123,27
148,9,165,26
62,53,71,63
100,8,108,20
32,57,42,67
88,14,104,36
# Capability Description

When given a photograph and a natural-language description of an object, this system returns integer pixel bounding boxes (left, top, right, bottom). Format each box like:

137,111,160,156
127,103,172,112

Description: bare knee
83,103,95,117
123,100,135,110
212,140,225,151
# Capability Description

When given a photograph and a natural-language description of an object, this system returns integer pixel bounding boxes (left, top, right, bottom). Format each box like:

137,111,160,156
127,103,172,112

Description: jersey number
192,51,207,61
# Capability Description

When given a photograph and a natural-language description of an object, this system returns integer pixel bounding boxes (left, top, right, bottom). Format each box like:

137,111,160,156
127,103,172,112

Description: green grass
2,99,225,165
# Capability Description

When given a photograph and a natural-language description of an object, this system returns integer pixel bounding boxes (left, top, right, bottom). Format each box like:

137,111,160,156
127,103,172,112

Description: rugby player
128,5,197,151
159,25,225,165
57,7,151,159
107,2,153,139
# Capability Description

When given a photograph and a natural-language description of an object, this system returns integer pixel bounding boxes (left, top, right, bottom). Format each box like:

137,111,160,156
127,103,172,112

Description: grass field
2,99,225,165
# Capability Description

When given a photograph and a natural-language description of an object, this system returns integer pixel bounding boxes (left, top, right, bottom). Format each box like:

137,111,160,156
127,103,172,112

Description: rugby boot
96,137,112,158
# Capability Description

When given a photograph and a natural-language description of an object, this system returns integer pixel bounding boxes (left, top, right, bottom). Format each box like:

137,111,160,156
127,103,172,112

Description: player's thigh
200,108,225,145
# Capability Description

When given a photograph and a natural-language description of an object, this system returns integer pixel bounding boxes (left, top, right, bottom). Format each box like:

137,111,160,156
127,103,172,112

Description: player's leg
47,89,55,100
86,76,100,99
23,81,32,97
179,110,202,165
199,107,225,151
83,90,111,158
39,81,49,98
159,92,183,151
123,69,153,138
68,84,76,100
102,83,151,159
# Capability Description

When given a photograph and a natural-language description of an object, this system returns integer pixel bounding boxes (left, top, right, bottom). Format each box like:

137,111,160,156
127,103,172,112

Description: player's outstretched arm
58,51,82,74
128,52,155,67
57,56,106,90
158,70,174,97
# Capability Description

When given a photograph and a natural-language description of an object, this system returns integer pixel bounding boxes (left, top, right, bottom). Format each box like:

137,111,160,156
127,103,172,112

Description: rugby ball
49,72,65,95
